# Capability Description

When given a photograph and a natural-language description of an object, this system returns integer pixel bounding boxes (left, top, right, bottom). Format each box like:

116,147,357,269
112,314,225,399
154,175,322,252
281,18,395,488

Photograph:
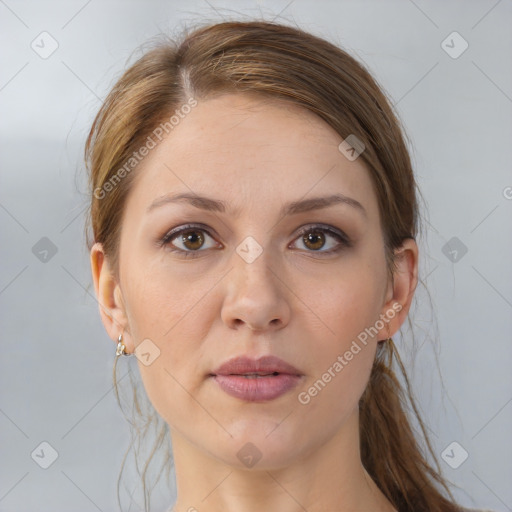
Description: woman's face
94,93,415,470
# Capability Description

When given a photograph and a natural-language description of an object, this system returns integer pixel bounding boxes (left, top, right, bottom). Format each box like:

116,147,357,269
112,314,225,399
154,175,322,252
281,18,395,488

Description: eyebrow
147,192,367,218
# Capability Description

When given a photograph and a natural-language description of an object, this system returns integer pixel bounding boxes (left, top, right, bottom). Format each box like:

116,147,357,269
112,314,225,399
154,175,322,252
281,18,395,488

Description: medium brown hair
85,20,460,512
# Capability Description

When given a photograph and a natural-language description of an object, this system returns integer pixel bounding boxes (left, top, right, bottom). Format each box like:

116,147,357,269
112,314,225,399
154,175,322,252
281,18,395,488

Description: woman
85,20,491,512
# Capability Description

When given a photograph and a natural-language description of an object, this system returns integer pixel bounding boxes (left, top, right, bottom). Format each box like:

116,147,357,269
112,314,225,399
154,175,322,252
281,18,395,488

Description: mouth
209,355,303,402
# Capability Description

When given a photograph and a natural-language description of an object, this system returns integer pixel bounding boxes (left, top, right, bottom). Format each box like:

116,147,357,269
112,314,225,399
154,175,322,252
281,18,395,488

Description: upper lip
211,355,302,376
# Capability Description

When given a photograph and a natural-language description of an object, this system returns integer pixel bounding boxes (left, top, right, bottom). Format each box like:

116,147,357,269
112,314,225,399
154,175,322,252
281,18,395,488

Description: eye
160,224,220,256
160,223,351,258
290,225,351,254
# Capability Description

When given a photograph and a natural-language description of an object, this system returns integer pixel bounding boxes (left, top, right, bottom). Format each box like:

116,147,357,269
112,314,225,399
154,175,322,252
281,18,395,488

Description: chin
206,425,308,470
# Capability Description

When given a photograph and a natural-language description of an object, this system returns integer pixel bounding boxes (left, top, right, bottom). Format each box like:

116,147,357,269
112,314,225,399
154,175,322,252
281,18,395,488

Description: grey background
1,1,511,511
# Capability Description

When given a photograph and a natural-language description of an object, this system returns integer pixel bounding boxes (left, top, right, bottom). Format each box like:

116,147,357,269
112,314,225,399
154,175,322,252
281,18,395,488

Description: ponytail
359,339,460,512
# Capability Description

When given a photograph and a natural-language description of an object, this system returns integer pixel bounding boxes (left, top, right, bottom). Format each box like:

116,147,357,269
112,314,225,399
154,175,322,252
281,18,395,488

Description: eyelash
159,223,352,258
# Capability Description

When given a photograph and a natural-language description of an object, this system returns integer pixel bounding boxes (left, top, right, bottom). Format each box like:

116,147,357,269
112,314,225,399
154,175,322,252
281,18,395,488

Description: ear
90,242,133,353
377,238,419,340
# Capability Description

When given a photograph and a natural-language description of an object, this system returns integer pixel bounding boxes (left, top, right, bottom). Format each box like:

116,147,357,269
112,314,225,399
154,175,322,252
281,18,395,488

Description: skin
91,93,418,512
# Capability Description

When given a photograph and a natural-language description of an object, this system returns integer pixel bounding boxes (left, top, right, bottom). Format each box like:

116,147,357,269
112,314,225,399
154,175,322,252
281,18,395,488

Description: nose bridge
221,234,290,330
232,234,279,297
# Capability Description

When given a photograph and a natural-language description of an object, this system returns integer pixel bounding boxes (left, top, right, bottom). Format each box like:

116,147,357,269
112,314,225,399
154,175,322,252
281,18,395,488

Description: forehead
125,93,378,221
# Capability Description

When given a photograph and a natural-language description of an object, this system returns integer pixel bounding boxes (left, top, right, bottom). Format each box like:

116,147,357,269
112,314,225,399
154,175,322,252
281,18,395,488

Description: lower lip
211,374,302,402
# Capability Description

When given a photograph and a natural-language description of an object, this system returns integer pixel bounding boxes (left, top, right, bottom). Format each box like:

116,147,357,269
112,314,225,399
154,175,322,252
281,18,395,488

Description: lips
209,355,303,402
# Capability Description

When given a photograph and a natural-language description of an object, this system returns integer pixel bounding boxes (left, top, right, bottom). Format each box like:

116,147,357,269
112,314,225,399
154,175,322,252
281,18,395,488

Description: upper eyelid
294,224,347,239
162,223,220,244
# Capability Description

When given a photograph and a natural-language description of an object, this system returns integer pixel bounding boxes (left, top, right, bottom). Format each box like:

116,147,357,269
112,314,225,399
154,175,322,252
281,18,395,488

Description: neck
169,410,396,512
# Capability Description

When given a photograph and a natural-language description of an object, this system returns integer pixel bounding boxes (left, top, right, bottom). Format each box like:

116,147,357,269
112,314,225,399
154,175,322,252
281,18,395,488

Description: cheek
291,274,383,435
120,259,219,414
122,252,217,341
306,256,387,343
295,255,386,397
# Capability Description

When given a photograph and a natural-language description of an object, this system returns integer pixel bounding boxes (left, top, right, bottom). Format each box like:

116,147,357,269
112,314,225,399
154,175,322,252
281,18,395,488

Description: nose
220,245,291,332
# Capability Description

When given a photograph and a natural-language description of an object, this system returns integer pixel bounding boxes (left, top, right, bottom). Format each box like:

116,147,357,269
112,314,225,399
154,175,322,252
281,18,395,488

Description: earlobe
379,238,419,339
90,243,132,350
